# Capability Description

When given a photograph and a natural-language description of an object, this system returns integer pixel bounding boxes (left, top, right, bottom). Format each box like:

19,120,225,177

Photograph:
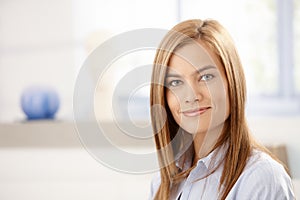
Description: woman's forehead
168,41,223,74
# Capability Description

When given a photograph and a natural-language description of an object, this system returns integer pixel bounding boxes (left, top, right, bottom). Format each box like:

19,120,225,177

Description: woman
149,19,295,199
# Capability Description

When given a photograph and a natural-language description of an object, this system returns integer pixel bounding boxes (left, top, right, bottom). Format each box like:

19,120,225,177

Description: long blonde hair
151,19,256,200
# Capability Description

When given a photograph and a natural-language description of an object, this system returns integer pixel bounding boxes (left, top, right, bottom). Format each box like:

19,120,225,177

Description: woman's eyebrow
166,65,217,78
192,65,217,76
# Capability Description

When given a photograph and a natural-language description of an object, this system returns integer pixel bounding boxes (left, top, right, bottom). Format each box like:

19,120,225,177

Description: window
295,0,300,93
180,0,299,115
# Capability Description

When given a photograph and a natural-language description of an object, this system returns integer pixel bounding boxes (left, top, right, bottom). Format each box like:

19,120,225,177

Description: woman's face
165,40,230,135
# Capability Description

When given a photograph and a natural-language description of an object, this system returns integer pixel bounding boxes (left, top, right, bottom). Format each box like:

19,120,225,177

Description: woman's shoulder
242,149,293,186
227,149,295,199
246,149,288,176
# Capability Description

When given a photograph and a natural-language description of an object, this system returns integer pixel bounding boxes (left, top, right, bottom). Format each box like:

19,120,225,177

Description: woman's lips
181,107,211,117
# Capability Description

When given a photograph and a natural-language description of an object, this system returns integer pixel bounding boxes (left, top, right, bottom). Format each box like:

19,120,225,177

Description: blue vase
21,86,60,120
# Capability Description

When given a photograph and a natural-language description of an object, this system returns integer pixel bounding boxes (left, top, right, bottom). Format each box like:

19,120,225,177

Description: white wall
0,0,77,121
0,148,154,200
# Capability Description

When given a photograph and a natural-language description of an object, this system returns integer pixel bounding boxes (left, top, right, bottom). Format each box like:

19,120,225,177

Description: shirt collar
198,144,226,169
176,143,228,171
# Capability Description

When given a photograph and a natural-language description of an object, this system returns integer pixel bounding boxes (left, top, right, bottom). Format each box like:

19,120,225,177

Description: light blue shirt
149,147,295,199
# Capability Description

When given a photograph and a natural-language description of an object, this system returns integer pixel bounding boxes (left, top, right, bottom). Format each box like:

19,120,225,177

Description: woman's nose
183,83,203,104
185,96,199,103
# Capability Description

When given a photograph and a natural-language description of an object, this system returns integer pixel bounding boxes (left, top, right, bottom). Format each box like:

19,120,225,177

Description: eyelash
167,80,183,87
167,74,215,87
199,74,214,81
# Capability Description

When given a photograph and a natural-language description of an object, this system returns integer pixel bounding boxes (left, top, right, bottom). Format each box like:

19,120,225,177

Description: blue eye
168,80,183,87
200,74,214,81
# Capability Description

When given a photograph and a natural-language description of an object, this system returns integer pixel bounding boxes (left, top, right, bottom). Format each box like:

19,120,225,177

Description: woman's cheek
166,91,181,120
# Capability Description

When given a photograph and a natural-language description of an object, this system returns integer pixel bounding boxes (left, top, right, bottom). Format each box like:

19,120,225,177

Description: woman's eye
200,74,214,81
168,80,183,87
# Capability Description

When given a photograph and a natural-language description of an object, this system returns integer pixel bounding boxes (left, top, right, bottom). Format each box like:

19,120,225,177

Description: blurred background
0,0,299,199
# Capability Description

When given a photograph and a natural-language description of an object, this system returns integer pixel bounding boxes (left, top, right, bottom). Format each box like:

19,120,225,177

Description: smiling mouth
181,107,211,117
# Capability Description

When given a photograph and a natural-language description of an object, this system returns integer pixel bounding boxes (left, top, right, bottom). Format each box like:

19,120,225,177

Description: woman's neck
192,124,224,164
